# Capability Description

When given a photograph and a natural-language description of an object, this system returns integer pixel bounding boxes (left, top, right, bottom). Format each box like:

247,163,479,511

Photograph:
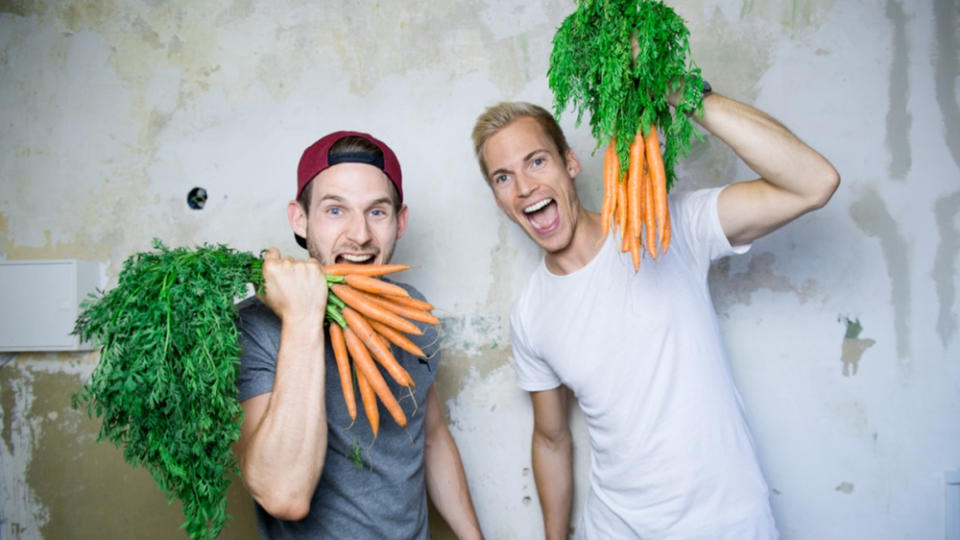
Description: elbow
808,165,840,211
241,462,317,521
255,491,312,522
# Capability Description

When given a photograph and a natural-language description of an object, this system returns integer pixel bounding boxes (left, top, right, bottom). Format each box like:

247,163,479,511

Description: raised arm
235,248,329,521
424,385,484,539
692,92,840,246
530,386,574,540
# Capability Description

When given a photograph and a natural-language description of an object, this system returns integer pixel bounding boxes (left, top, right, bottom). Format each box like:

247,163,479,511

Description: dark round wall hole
187,187,207,210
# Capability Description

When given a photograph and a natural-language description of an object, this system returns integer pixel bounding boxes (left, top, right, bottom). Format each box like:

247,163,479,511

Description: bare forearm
424,387,483,539
532,431,573,540
425,429,483,539
241,319,328,519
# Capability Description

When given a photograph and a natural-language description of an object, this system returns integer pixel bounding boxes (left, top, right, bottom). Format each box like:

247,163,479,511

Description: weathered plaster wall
1,0,957,538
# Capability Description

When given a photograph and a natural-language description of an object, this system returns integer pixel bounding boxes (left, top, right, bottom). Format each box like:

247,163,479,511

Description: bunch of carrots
321,263,438,437
601,124,671,270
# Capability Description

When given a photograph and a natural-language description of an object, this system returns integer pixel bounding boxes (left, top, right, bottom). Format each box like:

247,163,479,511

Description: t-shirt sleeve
509,303,561,392
673,186,750,271
235,299,281,403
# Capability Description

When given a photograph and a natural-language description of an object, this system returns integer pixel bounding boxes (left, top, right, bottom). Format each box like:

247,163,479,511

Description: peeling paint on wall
709,251,819,313
933,190,960,348
884,0,911,180
849,188,911,360
1,363,50,538
839,316,875,376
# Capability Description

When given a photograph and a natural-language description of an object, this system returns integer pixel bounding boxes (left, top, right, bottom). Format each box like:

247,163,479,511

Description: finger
262,247,281,260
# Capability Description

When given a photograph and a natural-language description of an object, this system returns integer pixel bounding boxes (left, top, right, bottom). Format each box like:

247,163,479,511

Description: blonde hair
471,102,571,181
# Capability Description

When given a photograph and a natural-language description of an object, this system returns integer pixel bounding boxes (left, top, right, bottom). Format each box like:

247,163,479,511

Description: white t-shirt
511,187,777,539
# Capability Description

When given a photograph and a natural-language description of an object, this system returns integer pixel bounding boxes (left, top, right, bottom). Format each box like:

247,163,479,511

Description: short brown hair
471,102,571,181
297,135,402,213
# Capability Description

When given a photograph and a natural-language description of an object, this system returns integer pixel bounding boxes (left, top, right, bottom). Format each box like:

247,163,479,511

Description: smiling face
288,162,408,266
481,116,583,255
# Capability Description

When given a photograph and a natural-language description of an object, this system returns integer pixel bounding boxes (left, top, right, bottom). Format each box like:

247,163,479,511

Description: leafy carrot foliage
548,0,705,190
72,240,263,540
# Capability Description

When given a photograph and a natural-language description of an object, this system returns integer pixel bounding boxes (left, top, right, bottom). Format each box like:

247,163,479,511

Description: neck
544,206,604,275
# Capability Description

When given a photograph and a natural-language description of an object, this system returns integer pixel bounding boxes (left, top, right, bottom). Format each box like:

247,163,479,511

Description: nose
515,172,535,198
345,212,371,246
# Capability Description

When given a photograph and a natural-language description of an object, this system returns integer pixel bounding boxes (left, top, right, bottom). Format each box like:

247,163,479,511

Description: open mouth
523,198,560,235
335,253,376,264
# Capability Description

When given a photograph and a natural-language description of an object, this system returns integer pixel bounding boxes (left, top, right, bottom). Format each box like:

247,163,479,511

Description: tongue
528,201,558,231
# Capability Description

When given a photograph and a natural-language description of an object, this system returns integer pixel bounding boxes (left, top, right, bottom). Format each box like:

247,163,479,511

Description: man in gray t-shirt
234,130,483,539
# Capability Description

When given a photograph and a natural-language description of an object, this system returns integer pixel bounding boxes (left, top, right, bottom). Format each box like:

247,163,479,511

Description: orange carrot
330,284,422,335
662,208,672,253
369,319,427,358
343,274,410,298
355,365,379,437
627,130,645,240
383,295,435,312
629,226,641,270
645,125,669,254
643,159,657,258
323,263,410,276
621,194,632,253
328,324,356,421
616,173,628,242
367,294,440,326
342,307,414,387
601,138,617,236
343,327,407,428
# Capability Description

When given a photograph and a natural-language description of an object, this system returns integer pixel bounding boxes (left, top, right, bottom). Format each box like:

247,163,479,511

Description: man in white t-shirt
470,92,838,539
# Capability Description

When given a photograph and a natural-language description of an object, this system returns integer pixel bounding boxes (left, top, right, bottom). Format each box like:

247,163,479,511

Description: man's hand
259,247,328,325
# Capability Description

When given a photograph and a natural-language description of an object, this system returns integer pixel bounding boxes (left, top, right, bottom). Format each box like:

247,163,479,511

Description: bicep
530,386,570,442
717,179,816,246
423,385,451,445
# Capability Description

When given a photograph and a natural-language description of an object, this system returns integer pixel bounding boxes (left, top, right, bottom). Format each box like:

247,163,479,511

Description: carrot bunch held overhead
550,0,707,270
322,263,438,437
601,125,671,270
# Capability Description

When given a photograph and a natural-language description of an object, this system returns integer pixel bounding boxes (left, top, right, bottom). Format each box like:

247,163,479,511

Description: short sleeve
235,297,281,403
672,186,751,271
509,304,561,392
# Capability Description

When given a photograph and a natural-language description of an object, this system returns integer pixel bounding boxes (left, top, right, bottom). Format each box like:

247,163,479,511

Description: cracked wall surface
1,1,958,538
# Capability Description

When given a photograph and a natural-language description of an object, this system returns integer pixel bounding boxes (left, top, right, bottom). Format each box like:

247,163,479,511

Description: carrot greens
548,0,705,190
72,240,262,540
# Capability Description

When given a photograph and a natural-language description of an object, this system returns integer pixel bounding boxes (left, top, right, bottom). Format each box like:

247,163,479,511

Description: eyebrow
316,194,394,208
489,149,549,179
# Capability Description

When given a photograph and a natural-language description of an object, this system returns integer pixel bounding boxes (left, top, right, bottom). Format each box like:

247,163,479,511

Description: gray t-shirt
235,281,440,539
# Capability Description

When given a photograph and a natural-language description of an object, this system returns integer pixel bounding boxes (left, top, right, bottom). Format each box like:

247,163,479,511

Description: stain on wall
933,0,960,170
839,316,875,376
884,0,910,180
849,187,910,361
709,251,819,313
933,190,960,347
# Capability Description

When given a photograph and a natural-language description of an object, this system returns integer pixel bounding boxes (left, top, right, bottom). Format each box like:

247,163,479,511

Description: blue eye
494,174,508,184
327,207,341,216
532,157,545,167
371,209,385,217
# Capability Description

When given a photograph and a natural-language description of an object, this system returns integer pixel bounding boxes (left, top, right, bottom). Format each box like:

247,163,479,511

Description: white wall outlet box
0,259,105,352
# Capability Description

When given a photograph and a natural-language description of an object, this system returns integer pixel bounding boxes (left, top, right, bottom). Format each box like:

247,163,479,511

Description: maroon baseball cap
294,130,403,248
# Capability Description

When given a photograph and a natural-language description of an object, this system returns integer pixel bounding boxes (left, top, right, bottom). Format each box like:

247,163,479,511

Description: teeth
524,198,553,214
342,254,374,263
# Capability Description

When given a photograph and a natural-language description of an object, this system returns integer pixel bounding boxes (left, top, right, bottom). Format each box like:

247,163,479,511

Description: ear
564,148,581,178
395,204,409,240
288,200,307,239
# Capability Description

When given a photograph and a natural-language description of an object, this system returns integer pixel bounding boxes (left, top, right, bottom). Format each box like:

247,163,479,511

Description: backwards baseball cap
294,130,404,248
